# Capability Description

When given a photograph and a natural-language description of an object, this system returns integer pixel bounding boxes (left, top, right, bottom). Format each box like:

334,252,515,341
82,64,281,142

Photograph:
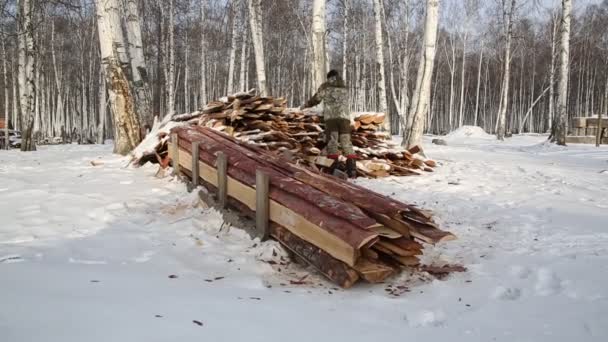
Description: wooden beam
271,225,360,288
170,133,180,176
216,152,228,209
256,169,270,241
191,141,200,187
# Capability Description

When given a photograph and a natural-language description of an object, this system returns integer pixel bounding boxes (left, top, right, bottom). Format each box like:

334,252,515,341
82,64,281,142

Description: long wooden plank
270,225,360,288
176,147,362,266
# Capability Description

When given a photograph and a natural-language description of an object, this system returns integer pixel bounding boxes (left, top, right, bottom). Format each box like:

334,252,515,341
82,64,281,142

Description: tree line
1,0,605,152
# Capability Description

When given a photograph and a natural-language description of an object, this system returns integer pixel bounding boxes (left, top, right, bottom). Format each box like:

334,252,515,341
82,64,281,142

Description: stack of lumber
145,91,436,178
171,125,456,288
568,117,608,144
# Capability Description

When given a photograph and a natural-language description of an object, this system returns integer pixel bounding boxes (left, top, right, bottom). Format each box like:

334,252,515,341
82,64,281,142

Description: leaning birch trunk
402,0,440,149
200,1,207,105
18,0,36,151
247,0,267,96
124,0,152,127
312,0,326,90
373,0,389,132
496,0,516,141
554,0,571,146
95,0,141,155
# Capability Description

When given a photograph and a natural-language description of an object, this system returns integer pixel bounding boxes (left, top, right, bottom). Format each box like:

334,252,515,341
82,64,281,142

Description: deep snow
1,133,608,341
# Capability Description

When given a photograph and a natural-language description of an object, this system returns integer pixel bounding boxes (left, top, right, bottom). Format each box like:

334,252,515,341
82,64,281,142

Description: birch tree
312,0,326,90
496,0,517,141
200,0,207,104
95,0,141,155
373,0,389,131
2,36,9,149
124,0,152,126
17,0,36,151
547,11,558,132
553,0,571,145
227,0,240,94
248,0,267,95
403,0,440,148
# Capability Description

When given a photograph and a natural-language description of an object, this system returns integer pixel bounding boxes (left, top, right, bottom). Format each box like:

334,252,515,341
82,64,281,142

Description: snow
444,125,494,143
1,135,608,341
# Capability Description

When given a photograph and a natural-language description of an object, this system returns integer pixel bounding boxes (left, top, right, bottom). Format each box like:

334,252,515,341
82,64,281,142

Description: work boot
346,158,357,178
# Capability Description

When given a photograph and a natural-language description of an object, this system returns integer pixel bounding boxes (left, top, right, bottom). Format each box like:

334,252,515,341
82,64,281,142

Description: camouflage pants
325,118,354,156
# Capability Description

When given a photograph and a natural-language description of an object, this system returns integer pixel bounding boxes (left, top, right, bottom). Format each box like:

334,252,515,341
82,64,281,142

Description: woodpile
170,125,456,288
149,90,437,178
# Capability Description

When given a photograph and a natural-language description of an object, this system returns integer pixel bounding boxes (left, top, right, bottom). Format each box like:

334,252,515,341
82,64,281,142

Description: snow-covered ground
1,130,608,342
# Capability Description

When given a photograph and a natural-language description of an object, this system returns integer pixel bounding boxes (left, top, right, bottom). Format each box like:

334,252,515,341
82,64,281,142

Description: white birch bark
124,0,152,126
1,36,9,149
458,34,468,127
200,0,207,104
474,44,483,127
95,0,141,155
166,0,175,116
247,0,267,96
402,0,440,148
239,24,248,92
312,0,326,90
554,0,571,145
97,67,106,144
373,0,389,131
227,0,240,94
342,0,349,80
496,0,516,140
18,0,36,151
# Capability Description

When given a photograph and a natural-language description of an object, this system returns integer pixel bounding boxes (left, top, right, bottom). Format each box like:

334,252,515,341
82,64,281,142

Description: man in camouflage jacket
303,70,357,178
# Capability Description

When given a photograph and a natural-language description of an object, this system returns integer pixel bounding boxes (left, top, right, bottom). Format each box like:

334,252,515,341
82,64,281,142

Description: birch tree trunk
97,67,106,144
402,0,440,148
18,0,36,151
165,0,176,116
227,0,240,94
458,33,468,127
312,0,326,90
474,44,483,127
125,0,152,127
342,0,349,79
554,0,571,146
2,36,9,149
248,0,267,96
95,0,141,155
239,24,249,92
496,0,516,141
373,0,389,132
200,0,207,105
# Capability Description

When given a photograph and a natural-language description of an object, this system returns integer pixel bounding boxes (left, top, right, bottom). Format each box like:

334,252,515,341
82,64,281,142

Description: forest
1,0,607,151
